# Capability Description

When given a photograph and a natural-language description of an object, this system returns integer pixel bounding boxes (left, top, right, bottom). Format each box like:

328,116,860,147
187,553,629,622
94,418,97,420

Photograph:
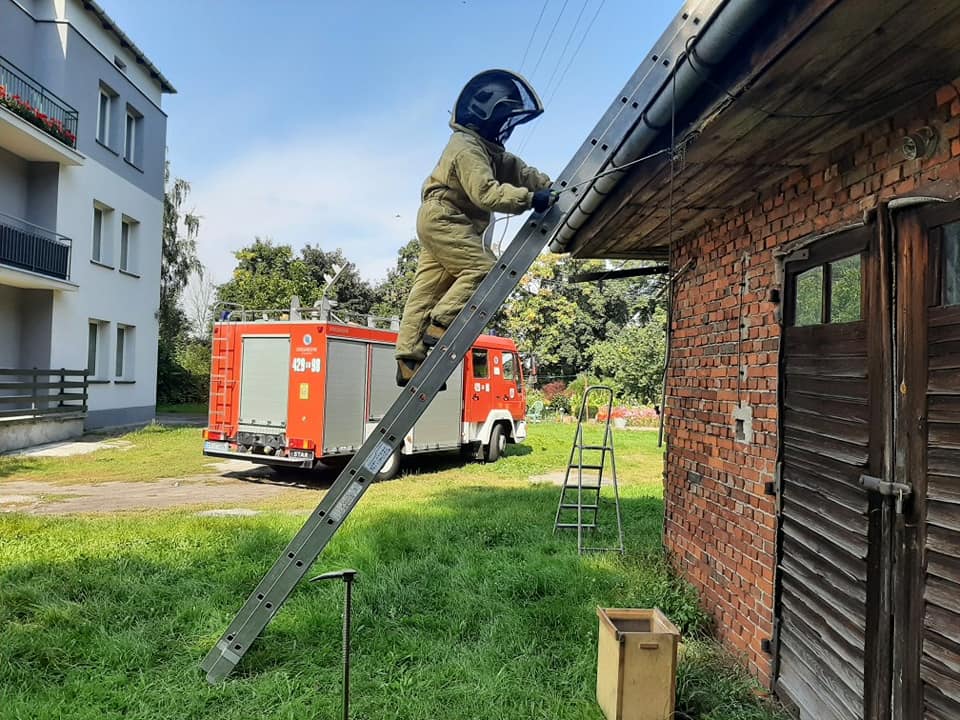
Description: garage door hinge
859,474,913,514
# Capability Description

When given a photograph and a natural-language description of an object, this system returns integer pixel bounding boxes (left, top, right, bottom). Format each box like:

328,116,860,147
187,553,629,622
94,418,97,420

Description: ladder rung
579,445,610,451
555,523,597,529
560,504,599,510
562,485,601,491
570,464,604,471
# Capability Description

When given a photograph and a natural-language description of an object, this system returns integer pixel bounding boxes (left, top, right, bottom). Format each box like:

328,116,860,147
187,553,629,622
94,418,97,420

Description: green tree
502,254,634,383
590,308,667,404
159,163,201,346
157,163,204,405
216,238,319,311
372,237,421,318
301,245,375,316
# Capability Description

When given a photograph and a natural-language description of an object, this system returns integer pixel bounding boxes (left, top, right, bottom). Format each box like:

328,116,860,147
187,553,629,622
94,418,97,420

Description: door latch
859,474,913,514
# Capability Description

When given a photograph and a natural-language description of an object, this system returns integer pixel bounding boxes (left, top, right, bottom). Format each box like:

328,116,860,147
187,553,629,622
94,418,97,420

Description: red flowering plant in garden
596,405,660,427
0,85,77,148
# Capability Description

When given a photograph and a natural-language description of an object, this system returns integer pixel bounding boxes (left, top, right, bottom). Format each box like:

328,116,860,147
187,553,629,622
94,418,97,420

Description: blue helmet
453,69,543,145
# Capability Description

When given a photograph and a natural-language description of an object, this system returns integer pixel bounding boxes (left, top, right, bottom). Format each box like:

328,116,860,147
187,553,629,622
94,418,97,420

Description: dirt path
0,460,328,515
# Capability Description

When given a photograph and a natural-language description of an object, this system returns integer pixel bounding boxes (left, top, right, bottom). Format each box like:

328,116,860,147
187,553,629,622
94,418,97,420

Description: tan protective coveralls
395,122,551,360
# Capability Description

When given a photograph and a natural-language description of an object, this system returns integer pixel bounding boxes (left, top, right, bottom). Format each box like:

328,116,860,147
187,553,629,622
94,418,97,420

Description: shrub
541,380,571,414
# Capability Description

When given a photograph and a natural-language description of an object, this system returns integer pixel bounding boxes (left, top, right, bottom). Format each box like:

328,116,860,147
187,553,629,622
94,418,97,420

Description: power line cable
528,0,571,81
540,0,591,104
519,0,551,73
517,0,606,155
544,0,606,108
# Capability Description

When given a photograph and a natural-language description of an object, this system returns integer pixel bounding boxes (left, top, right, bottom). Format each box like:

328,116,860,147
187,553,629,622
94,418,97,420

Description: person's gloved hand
532,189,559,213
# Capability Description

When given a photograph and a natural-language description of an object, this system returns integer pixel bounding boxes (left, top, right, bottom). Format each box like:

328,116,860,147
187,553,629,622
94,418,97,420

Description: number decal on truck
292,357,322,373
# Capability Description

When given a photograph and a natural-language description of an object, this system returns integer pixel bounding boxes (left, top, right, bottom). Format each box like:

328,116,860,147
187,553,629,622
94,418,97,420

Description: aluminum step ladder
553,386,624,555
200,8,699,681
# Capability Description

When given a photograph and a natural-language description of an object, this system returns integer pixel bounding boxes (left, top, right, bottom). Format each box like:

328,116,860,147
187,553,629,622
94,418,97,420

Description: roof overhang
557,0,960,259
80,0,176,94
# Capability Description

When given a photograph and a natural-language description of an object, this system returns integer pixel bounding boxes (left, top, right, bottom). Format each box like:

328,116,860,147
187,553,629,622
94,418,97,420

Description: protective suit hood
452,69,543,146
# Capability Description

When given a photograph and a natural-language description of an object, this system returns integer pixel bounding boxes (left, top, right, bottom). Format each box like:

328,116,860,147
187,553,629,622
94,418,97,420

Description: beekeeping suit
395,69,557,385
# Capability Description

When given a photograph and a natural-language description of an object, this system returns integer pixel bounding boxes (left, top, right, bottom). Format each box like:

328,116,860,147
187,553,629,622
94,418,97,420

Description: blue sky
104,0,679,283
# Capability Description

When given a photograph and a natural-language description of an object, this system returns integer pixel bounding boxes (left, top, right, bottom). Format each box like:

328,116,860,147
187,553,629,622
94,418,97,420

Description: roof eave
81,0,177,94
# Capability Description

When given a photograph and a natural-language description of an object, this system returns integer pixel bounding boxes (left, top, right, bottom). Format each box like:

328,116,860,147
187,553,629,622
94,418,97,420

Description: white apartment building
0,0,173,448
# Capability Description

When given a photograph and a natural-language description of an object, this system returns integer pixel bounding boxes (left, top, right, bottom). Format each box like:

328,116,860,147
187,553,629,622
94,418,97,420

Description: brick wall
663,82,960,685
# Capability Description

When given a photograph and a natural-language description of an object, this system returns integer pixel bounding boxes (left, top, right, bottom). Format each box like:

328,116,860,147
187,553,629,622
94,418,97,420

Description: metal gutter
548,0,770,253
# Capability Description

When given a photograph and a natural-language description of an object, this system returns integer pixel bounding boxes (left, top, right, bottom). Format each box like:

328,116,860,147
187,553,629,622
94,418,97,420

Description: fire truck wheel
484,424,507,463
375,449,401,481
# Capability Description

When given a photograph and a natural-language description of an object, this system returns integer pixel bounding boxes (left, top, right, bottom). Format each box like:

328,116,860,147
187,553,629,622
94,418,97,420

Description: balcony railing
0,56,78,148
0,368,88,422
0,211,72,281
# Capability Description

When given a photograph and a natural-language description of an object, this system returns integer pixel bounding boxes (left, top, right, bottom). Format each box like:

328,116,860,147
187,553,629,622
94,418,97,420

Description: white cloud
189,127,429,286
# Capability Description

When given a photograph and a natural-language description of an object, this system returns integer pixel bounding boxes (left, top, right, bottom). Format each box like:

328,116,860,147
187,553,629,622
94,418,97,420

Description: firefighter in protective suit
396,69,557,386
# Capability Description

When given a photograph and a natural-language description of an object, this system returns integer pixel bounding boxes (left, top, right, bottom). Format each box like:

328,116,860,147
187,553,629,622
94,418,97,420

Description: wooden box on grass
596,608,680,720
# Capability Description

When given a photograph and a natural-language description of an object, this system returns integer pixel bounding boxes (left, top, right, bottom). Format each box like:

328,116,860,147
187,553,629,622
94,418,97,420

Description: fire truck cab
202,314,527,479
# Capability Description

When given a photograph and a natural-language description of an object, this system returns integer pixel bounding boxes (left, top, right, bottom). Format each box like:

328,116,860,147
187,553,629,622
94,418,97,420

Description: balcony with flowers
0,56,82,165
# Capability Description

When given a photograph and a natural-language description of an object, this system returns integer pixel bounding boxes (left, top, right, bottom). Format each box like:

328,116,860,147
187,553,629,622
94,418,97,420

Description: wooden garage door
776,225,889,720
895,205,960,720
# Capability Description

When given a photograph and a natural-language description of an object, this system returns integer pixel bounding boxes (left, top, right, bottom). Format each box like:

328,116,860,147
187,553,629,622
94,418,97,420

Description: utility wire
540,0,591,105
544,0,606,108
529,0,571,81
519,0,551,73
517,0,606,155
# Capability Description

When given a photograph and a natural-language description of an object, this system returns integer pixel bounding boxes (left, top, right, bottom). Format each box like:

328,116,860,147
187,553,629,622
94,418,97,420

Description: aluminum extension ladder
201,13,695,681
553,386,624,555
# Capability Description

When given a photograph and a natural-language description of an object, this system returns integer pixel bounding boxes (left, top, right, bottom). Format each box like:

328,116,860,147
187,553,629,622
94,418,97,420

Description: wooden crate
596,608,680,720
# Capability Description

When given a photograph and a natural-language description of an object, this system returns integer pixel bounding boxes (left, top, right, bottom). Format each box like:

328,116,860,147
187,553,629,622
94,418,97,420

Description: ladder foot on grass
552,385,624,556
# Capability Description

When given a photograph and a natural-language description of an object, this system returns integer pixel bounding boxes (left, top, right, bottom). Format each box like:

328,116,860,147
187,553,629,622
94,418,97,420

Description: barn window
794,267,823,326
790,254,862,325
829,255,862,322
943,222,960,306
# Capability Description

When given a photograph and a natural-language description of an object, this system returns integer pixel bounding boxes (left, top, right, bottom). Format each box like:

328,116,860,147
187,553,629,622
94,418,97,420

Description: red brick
663,80,960,688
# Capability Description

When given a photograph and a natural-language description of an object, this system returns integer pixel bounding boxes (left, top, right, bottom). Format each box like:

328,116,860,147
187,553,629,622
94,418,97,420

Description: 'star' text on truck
202,306,528,479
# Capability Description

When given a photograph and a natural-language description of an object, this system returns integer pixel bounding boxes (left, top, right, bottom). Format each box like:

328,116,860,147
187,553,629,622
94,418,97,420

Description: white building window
87,320,109,379
97,89,111,145
120,216,138,273
115,325,135,380
124,107,143,165
92,202,114,265
92,207,103,261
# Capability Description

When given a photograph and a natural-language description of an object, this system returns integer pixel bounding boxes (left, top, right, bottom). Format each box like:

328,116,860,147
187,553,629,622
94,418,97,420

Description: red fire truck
202,312,527,479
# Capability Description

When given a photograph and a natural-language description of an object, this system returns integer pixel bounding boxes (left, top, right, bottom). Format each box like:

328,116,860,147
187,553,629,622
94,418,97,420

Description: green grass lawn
0,425,213,484
156,403,209,415
0,423,784,720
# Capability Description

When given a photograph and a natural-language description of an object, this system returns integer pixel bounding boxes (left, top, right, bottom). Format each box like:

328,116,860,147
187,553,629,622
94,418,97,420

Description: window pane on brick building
794,266,823,326
830,254,862,323
944,222,960,306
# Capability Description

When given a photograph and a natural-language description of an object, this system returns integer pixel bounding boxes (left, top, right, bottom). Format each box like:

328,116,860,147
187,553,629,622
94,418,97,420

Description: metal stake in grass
310,569,357,720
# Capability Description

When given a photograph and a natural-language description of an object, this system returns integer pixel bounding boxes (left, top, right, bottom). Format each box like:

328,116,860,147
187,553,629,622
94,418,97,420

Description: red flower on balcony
0,89,77,149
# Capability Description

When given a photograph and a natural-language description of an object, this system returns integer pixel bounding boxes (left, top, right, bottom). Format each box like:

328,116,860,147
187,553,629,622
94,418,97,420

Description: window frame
119,216,137,272
124,111,135,163
502,351,517,382
784,226,870,327
97,88,111,145
87,320,109,380
472,348,490,379
92,207,104,262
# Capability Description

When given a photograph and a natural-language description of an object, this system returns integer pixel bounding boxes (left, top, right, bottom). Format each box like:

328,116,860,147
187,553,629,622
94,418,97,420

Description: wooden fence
0,368,88,421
